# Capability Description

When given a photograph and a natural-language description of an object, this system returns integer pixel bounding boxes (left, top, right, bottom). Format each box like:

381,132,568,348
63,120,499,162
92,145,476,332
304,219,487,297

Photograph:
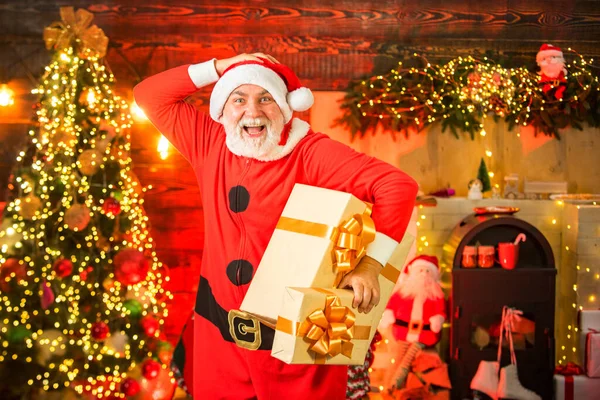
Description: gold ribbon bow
299,294,356,359
332,204,376,286
43,7,108,58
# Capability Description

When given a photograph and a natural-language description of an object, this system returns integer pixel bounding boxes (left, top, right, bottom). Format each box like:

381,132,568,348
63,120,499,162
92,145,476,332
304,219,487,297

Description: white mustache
238,117,270,129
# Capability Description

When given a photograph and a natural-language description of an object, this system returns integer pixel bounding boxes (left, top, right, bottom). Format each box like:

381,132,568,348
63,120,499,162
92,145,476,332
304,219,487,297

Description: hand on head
216,53,280,76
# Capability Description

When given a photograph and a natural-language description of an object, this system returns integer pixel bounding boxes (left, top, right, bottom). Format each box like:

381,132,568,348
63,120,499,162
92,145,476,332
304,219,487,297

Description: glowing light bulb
157,135,170,160
131,101,147,120
0,84,15,107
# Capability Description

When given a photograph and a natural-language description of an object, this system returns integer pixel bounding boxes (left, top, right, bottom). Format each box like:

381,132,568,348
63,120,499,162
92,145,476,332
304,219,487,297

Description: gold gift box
241,183,375,326
271,237,414,365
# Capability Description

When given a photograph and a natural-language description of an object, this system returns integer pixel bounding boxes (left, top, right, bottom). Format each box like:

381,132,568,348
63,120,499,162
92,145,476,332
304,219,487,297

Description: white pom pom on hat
209,58,314,123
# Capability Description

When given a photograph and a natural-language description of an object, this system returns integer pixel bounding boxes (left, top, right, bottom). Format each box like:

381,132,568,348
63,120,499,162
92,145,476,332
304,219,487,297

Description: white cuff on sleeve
366,231,398,266
188,59,220,88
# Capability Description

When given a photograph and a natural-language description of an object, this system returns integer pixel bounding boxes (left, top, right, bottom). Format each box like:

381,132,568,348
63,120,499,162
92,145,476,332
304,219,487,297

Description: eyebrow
231,89,271,97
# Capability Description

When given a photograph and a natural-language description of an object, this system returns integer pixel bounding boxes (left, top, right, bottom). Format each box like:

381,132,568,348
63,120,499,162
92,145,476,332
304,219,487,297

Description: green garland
336,50,600,140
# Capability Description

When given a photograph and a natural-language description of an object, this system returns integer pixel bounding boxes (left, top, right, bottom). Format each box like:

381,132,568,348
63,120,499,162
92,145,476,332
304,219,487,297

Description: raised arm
133,53,281,165
133,61,219,165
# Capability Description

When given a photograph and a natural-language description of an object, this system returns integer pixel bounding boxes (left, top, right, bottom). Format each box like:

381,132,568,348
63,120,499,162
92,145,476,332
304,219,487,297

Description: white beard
222,114,285,161
399,273,444,300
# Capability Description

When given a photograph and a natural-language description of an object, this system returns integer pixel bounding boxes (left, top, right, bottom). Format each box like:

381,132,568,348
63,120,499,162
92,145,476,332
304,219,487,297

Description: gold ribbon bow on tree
299,294,356,359
332,204,376,287
43,7,108,58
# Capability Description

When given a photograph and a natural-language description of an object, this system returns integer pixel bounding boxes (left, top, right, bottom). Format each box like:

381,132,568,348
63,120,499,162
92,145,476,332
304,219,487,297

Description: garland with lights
0,7,172,399
336,50,600,140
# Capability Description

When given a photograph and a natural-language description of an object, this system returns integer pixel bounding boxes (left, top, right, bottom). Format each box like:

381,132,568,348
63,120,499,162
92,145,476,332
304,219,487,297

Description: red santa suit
134,58,418,399
385,255,446,348
386,292,445,347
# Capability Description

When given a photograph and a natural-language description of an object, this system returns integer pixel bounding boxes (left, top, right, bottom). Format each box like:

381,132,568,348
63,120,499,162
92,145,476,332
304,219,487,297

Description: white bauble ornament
36,329,67,365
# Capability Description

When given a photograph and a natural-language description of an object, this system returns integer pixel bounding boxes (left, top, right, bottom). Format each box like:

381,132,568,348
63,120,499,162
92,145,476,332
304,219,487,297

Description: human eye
261,96,274,103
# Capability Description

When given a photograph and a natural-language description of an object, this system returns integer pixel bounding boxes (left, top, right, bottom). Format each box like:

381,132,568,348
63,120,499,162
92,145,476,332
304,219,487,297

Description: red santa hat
209,58,314,123
404,255,440,280
536,44,564,64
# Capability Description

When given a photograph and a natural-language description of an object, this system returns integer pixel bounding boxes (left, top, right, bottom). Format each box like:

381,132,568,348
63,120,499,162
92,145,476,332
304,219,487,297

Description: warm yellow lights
0,45,168,396
0,83,15,107
157,135,170,160
130,101,147,120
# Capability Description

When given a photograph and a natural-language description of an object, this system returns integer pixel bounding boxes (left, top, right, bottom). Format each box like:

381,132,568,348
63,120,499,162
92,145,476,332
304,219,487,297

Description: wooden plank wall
1,0,600,337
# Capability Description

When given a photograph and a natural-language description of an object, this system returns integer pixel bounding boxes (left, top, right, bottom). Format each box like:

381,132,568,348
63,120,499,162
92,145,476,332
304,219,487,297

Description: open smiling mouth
243,125,266,137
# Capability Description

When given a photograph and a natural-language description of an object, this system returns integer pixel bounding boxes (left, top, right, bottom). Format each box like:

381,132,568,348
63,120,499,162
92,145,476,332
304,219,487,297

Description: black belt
395,319,431,331
195,277,274,350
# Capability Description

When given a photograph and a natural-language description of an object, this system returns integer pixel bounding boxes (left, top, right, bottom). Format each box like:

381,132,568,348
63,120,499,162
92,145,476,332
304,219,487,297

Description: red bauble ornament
102,197,121,216
114,248,149,285
91,321,110,341
53,258,73,278
140,315,160,337
142,359,161,379
0,258,27,292
120,377,140,396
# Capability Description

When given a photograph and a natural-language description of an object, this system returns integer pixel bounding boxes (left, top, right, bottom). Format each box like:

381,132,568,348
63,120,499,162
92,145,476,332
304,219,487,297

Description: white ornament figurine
468,178,483,200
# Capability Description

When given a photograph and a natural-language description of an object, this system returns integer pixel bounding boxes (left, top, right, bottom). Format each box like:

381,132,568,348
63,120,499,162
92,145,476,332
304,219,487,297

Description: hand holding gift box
241,183,411,326
271,237,413,365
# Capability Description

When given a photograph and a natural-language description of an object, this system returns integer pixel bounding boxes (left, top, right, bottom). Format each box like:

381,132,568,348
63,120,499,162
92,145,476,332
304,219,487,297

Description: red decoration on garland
79,266,94,281
114,248,149,285
91,321,110,341
142,359,162,379
120,377,140,396
0,258,27,292
53,258,73,278
140,315,159,337
102,197,121,216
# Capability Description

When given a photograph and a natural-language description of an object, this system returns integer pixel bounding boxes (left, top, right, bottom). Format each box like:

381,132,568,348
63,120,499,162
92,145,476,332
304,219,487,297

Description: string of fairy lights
0,45,172,398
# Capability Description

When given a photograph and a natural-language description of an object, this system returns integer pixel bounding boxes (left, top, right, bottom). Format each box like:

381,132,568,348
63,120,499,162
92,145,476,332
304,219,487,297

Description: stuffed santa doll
380,255,446,391
536,43,568,100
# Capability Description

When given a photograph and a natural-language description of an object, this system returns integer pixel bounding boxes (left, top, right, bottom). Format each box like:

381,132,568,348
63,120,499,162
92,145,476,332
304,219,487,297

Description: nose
245,100,261,117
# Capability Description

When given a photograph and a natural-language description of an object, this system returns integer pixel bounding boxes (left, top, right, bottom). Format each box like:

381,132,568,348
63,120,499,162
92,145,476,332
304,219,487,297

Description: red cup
462,246,477,268
478,246,495,268
497,242,518,270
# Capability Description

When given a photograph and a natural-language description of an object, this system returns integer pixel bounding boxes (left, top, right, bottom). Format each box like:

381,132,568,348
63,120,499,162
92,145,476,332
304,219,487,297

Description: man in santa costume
134,53,417,399
380,255,446,389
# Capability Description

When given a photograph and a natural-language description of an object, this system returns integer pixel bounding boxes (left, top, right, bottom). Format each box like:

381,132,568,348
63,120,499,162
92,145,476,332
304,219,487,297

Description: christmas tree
477,158,492,193
0,8,172,399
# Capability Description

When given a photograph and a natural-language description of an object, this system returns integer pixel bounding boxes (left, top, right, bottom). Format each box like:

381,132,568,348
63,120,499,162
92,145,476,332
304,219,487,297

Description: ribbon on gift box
275,288,371,364
585,328,600,378
43,7,109,58
276,204,376,286
555,362,584,400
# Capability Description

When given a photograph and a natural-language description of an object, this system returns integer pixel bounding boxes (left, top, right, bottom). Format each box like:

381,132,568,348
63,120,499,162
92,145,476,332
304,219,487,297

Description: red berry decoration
102,197,121,216
120,377,140,396
142,359,161,379
91,321,110,341
114,248,149,286
53,258,73,278
140,315,159,337
79,266,94,281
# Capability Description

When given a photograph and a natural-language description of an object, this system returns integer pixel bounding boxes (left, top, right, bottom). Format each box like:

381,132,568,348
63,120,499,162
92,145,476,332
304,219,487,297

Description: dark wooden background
1,0,600,339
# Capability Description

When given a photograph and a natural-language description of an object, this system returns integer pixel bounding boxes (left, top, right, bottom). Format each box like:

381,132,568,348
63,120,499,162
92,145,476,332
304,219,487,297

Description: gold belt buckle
228,309,262,350
408,320,423,335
